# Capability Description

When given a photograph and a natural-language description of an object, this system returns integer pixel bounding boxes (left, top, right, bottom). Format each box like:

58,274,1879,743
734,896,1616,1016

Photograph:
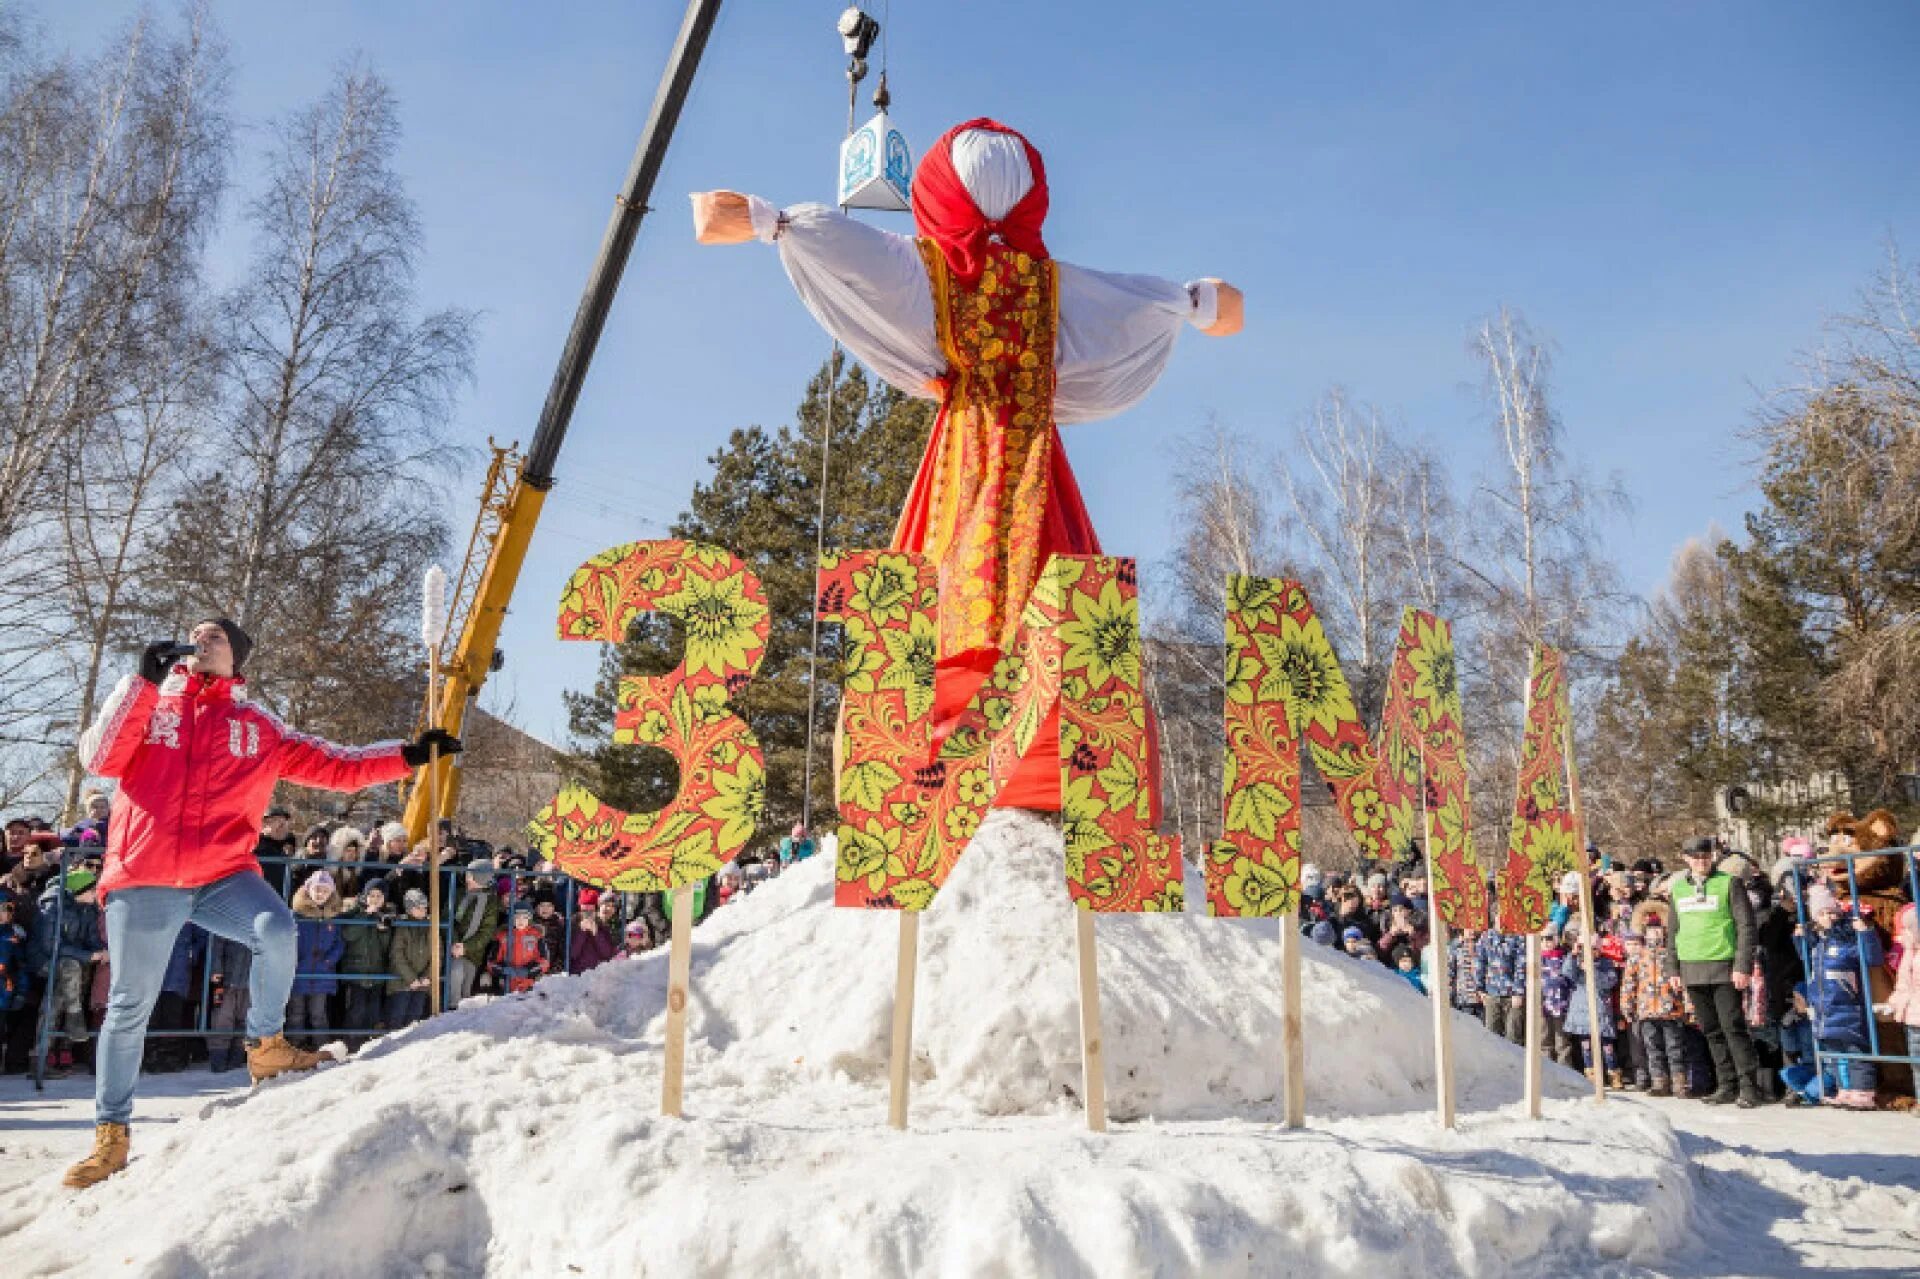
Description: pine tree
564,358,933,839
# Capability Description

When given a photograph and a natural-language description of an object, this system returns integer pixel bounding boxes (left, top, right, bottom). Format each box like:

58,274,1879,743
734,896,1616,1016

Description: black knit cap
197,617,254,672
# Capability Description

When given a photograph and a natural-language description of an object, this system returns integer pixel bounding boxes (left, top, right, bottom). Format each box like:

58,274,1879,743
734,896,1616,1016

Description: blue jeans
97,873,295,1124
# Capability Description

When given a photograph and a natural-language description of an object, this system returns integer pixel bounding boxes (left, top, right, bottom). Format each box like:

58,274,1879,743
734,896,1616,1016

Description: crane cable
799,4,893,841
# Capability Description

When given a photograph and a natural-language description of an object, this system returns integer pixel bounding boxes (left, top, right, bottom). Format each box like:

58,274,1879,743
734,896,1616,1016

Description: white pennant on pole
421,564,450,650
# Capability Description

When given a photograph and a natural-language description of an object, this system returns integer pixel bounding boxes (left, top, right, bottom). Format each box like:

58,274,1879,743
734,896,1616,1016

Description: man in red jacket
63,618,460,1189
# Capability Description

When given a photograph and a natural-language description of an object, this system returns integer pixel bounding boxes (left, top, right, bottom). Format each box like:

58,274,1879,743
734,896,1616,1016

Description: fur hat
329,826,367,854
1631,900,1671,934
379,822,408,845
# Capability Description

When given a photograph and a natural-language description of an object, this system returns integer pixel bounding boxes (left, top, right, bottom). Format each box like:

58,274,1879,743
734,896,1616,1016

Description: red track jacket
79,667,412,897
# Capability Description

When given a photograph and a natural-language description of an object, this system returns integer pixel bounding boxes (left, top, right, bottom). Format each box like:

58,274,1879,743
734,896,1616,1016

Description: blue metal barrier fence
29,854,616,1089
1787,843,1920,1094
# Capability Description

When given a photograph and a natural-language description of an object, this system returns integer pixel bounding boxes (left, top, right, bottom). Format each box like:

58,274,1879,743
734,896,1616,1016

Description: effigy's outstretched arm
692,191,943,399
1054,262,1244,425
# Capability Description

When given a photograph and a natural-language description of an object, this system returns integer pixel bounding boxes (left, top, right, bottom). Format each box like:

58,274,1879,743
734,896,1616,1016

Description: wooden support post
426,649,444,1017
1075,907,1108,1133
1429,909,1457,1130
1564,722,1607,1106
1279,910,1306,1128
661,883,695,1117
1421,796,1457,1129
887,911,920,1131
1523,932,1543,1119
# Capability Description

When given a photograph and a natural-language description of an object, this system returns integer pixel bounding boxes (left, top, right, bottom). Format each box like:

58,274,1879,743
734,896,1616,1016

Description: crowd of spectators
1300,833,1920,1114
9,795,1909,1114
0,798,826,1076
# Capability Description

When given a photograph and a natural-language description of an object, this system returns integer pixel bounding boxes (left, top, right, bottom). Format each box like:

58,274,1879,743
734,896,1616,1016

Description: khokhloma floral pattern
820,550,1181,913
1496,646,1578,934
1209,578,1488,930
527,540,768,891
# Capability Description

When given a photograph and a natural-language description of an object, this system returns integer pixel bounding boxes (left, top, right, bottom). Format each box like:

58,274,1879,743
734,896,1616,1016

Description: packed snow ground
2,810,1916,1277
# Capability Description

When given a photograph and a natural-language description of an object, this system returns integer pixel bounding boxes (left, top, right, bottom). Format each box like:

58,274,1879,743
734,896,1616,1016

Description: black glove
401,728,463,768
140,640,186,685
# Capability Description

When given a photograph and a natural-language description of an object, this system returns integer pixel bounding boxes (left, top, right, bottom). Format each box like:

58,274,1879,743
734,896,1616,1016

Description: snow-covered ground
1,810,1916,1277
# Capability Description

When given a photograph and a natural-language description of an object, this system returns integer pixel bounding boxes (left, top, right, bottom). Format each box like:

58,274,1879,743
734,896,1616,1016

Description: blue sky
46,2,1920,743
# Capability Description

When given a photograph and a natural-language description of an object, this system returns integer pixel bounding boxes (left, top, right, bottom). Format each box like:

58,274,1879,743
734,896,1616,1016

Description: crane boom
405,0,726,842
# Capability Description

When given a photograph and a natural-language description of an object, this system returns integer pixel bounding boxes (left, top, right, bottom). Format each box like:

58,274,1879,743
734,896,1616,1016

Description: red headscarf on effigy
910,119,1050,284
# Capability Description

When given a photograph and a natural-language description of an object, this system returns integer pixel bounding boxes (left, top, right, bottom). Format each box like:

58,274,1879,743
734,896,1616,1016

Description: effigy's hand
1202,280,1244,337
691,191,756,244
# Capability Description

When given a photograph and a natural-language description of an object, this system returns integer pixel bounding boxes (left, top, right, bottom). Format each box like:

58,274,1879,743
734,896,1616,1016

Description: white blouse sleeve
762,200,943,401
1053,262,1217,425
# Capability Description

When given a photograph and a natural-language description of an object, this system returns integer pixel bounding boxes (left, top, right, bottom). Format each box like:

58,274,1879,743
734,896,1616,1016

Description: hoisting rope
799,4,893,839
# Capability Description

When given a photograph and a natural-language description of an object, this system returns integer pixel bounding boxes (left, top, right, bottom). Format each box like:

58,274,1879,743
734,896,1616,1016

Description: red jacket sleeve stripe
251,704,412,792
78,675,157,779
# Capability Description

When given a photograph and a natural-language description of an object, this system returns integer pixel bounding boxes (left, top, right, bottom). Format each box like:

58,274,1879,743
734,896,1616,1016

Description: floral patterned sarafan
819,548,1057,910
911,239,1061,660
527,541,768,891
820,550,1178,912
1209,579,1489,929
1495,646,1577,934
1029,557,1184,914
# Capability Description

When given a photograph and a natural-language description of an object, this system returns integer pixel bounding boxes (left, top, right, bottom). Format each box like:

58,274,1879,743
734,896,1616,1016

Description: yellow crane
403,0,724,841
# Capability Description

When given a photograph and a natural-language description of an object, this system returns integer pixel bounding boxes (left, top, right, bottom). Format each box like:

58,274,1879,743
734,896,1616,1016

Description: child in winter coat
619,919,653,958
533,895,566,964
490,901,550,994
1340,926,1380,964
1619,906,1690,1096
1473,928,1528,1044
1779,983,1824,1105
1799,885,1886,1108
1540,932,1577,1067
287,871,346,1049
339,877,394,1039
35,868,105,1073
385,889,435,1029
1563,932,1625,1084
1391,945,1426,994
1549,872,1582,935
1880,902,1920,1101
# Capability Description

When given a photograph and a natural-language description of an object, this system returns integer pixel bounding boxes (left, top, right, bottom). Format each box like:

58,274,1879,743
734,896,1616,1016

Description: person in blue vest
1667,836,1764,1106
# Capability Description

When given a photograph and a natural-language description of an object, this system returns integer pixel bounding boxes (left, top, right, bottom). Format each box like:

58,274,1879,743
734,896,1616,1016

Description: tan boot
246,1033,323,1083
63,1122,130,1189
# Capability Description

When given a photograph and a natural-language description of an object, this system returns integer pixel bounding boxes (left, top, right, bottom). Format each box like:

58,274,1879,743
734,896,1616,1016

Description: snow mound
3,811,1713,1278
